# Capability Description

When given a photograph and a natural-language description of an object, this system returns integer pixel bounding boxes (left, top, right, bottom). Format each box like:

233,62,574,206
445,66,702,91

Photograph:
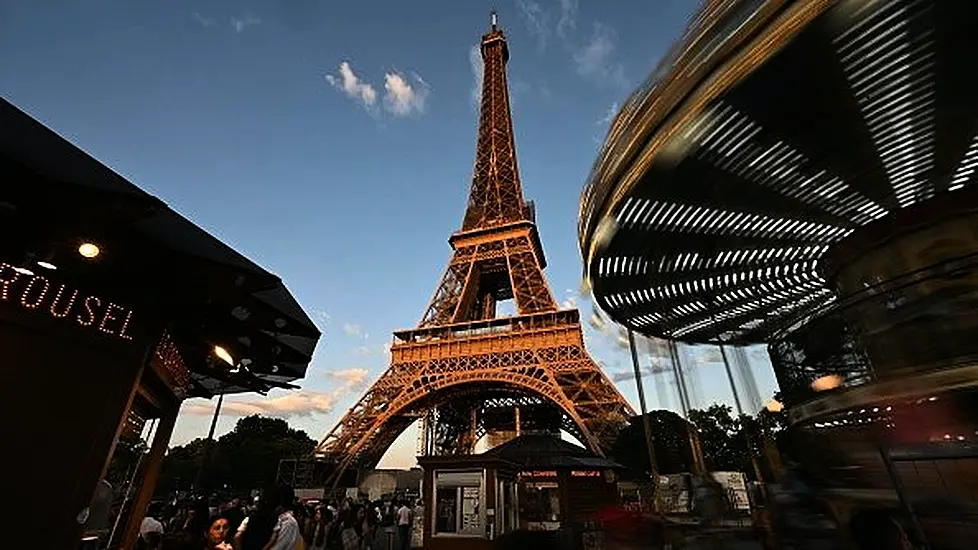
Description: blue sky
1,0,777,467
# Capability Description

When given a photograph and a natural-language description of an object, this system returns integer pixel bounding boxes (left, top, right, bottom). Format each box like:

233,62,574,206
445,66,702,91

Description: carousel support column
717,343,744,418
717,341,764,486
627,330,659,488
669,341,693,416
120,401,181,550
668,340,704,473
195,391,224,492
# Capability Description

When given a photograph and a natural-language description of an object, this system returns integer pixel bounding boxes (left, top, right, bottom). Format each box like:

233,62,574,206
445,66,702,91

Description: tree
156,415,316,496
105,438,149,489
688,404,745,473
156,438,208,496
611,410,698,475
688,404,786,480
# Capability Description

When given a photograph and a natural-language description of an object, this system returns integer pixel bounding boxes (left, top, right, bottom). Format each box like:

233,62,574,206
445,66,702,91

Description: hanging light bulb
213,345,234,366
78,242,100,259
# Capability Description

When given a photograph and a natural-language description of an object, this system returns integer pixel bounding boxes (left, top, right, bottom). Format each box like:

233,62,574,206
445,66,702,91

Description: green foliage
105,438,149,488
688,404,745,473
156,415,316,496
689,404,785,479
613,405,785,481
611,410,697,475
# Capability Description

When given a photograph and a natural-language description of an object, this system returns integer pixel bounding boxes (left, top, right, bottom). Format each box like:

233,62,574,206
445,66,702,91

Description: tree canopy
157,415,316,496
612,405,785,480
611,409,698,475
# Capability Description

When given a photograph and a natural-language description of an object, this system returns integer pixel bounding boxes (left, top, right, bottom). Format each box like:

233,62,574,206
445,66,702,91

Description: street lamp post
195,391,225,493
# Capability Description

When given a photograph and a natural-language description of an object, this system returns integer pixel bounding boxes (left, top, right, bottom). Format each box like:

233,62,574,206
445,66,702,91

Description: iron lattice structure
315,16,632,484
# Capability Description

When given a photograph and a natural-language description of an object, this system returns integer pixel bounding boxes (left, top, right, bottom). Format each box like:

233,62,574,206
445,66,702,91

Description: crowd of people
136,486,420,550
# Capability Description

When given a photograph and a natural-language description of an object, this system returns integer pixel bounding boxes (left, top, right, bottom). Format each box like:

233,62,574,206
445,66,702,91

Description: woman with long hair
309,506,333,550
202,515,233,550
360,503,378,550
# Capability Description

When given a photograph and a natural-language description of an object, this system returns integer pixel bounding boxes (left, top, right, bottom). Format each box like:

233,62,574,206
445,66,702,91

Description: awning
0,98,321,396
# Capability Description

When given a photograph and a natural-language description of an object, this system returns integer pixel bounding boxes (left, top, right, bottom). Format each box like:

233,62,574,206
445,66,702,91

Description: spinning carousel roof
579,0,978,344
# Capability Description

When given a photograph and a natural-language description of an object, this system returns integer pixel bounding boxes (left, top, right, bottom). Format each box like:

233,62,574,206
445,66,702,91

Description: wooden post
119,401,181,550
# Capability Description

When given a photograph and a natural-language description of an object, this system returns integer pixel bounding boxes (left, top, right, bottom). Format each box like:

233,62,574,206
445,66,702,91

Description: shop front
418,455,519,550
418,435,627,550
0,98,321,549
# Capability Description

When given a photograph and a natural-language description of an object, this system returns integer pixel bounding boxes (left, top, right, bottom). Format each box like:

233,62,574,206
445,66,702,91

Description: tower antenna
490,10,498,30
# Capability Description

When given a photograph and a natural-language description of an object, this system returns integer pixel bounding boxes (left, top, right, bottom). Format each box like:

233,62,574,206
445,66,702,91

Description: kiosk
0,98,321,549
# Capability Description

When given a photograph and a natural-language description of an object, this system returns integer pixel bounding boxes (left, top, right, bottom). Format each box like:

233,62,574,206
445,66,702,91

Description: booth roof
0,98,321,397
480,434,627,470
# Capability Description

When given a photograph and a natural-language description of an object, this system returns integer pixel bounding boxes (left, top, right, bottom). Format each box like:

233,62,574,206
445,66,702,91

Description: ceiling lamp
811,374,844,392
78,242,100,259
213,345,235,366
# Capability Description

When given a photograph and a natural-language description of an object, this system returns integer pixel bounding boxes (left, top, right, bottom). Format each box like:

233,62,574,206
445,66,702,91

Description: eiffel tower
315,13,632,485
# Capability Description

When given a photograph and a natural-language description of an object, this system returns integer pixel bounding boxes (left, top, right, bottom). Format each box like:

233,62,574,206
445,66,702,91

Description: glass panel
434,471,483,536
437,471,482,486
435,487,458,534
522,482,560,522
501,481,516,534
460,486,481,535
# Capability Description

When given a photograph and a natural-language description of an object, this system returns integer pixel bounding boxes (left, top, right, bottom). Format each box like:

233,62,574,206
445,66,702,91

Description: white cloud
342,322,365,339
183,390,335,418
177,365,373,424
556,0,578,40
310,308,330,329
193,12,215,27
597,102,619,125
516,0,551,49
695,346,723,364
354,345,373,356
383,71,429,117
469,45,483,108
325,62,378,109
325,63,429,117
560,288,578,310
323,368,369,390
231,14,261,33
574,23,627,88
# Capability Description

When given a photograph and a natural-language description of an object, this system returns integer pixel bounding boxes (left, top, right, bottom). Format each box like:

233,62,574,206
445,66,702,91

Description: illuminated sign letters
0,263,136,341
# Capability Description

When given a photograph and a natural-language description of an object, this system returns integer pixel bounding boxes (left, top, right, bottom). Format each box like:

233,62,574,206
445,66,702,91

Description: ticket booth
418,455,519,550
418,435,627,550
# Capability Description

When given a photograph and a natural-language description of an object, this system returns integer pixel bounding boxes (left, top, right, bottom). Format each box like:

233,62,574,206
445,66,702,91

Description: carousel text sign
0,263,136,341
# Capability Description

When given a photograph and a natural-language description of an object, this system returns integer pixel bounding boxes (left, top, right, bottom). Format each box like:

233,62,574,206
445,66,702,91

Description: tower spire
461,10,526,231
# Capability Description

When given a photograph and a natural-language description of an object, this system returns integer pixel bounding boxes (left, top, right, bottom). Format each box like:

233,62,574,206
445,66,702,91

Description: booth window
434,471,482,536
497,479,517,534
522,481,561,522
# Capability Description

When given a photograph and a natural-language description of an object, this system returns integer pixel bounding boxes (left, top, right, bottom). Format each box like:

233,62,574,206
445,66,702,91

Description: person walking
139,502,165,549
264,486,301,550
395,501,412,550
